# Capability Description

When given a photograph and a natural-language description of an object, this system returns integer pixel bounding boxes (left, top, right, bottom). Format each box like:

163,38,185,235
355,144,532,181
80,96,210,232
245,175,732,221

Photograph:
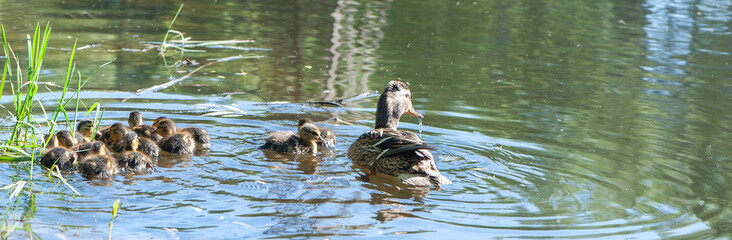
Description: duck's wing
371,129,436,159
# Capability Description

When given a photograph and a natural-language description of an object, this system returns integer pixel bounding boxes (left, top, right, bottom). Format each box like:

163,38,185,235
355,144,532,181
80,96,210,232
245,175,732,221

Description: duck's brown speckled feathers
347,80,451,187
318,128,336,148
55,130,78,149
108,123,130,153
129,111,162,142
260,119,325,155
73,141,111,160
155,119,196,155
153,116,210,148
77,154,118,179
40,134,77,171
118,132,154,173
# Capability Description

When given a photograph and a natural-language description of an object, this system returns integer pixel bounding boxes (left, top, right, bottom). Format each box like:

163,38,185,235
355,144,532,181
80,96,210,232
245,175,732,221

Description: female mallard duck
40,133,77,171
107,123,160,157
154,119,196,155
259,118,326,156
347,81,451,187
117,132,154,173
153,117,211,148
128,111,162,142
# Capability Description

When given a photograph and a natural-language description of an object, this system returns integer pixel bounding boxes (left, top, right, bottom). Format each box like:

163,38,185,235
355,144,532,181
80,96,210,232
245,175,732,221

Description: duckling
153,116,210,148
55,130,78,149
117,132,154,173
318,128,336,148
128,111,161,142
347,81,451,187
260,118,326,156
40,133,77,171
155,119,196,155
73,141,111,160
76,120,102,143
107,123,129,153
77,153,118,179
108,122,160,158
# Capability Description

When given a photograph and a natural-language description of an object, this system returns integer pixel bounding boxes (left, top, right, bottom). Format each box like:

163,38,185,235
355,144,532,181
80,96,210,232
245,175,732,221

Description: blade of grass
161,4,184,65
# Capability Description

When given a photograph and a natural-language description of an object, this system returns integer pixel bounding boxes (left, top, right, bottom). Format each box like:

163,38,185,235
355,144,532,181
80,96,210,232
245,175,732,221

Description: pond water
1,0,732,239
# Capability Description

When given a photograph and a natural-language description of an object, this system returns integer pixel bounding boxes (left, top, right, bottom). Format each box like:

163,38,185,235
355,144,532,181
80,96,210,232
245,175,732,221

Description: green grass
0,23,109,237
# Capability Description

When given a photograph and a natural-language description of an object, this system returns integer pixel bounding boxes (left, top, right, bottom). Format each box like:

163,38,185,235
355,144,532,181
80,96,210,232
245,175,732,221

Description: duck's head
123,132,140,151
154,119,176,138
109,123,128,142
152,116,171,128
375,80,422,129
297,119,326,144
56,131,77,148
88,141,109,156
77,120,95,137
129,111,143,128
44,133,59,148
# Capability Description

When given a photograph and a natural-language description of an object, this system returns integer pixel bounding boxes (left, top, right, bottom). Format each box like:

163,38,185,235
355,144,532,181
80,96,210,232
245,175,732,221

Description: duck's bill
317,136,327,143
406,108,424,119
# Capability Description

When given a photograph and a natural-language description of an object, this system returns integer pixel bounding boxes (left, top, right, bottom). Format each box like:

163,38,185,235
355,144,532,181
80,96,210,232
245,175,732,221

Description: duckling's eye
405,93,410,98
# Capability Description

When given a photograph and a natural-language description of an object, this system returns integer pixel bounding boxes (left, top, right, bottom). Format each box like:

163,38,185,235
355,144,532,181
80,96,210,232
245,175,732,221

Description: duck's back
159,132,196,155
347,128,451,186
119,151,153,173
260,131,301,153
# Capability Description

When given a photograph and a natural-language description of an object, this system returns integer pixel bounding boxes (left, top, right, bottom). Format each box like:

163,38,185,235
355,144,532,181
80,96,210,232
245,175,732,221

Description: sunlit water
1,0,731,239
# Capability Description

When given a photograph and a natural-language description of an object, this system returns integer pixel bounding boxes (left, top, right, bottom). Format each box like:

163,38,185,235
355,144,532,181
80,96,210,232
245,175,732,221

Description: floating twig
122,54,253,102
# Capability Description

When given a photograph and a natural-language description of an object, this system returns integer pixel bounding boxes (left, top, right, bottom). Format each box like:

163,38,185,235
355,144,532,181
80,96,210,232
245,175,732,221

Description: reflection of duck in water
260,119,326,156
129,111,161,142
155,119,196,155
153,117,211,148
118,132,154,173
40,133,77,171
347,81,451,187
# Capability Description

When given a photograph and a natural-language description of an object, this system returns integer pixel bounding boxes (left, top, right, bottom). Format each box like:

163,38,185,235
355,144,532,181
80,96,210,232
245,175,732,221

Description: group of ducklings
41,81,449,186
261,81,451,187
40,111,210,179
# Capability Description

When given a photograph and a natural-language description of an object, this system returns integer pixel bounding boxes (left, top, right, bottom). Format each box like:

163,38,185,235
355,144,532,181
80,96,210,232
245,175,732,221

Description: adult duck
347,81,451,187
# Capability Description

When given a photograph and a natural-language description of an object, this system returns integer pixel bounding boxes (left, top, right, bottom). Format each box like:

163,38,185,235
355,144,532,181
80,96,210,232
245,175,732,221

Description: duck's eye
405,93,410,98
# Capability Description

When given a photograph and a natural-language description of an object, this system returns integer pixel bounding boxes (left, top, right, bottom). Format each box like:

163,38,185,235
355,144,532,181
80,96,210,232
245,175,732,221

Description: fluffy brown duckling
154,119,196,155
318,128,336,148
153,117,211,148
108,122,160,158
75,120,100,143
77,152,118,179
260,119,326,156
347,81,451,187
73,141,111,160
128,111,162,142
55,130,78,149
117,132,154,173
40,133,77,171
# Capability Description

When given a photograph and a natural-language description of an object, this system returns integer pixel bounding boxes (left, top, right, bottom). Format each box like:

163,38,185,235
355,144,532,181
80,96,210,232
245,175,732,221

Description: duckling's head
154,119,177,138
375,80,423,129
88,141,109,156
152,116,171,128
123,132,140,151
109,123,128,142
77,120,95,137
44,133,59,148
129,111,143,128
297,119,326,144
56,131,77,149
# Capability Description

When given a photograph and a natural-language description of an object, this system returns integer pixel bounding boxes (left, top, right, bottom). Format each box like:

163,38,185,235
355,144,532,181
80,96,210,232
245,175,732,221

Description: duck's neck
374,94,401,130
308,140,318,156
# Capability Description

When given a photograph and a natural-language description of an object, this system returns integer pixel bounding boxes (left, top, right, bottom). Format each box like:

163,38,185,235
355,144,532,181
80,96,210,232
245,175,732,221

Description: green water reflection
1,0,731,239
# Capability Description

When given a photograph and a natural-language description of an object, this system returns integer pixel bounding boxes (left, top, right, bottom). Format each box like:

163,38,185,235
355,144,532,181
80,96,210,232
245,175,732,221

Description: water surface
1,0,731,239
